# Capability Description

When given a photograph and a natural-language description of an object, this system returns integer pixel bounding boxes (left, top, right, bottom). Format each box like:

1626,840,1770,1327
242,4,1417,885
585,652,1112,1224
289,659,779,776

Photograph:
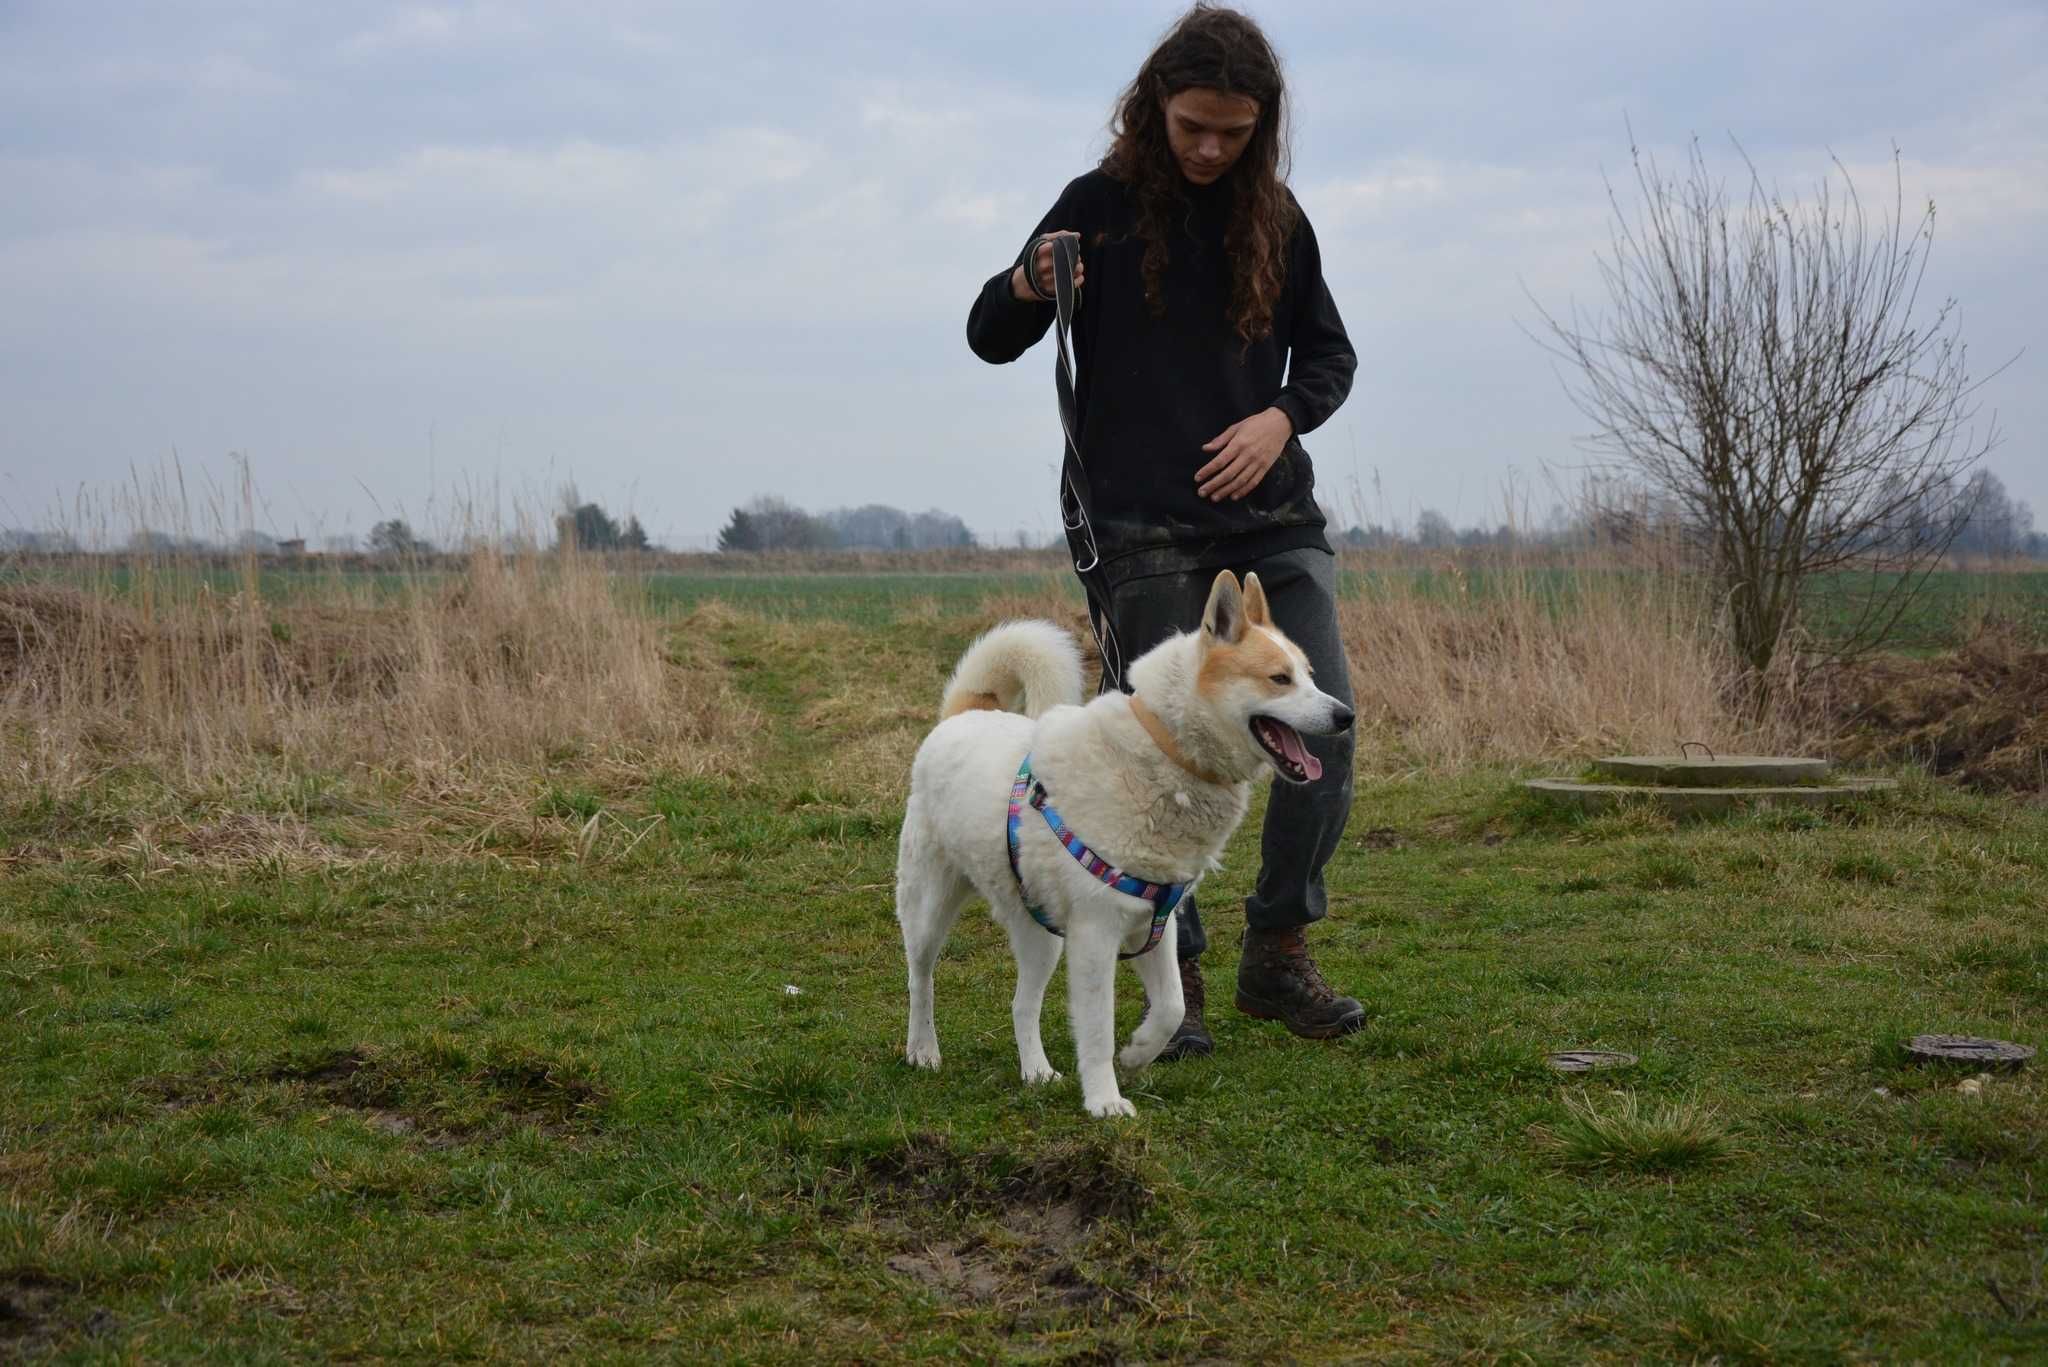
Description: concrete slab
1525,776,1896,818
1593,755,1831,787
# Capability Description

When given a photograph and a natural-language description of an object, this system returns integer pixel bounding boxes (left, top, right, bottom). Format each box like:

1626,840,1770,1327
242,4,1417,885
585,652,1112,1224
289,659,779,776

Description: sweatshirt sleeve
1271,209,1357,437
964,179,1085,365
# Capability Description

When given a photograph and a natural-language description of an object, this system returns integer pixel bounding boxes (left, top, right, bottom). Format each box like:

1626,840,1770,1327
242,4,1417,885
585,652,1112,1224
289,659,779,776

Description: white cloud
0,2,2042,544
339,3,535,57
54,50,292,100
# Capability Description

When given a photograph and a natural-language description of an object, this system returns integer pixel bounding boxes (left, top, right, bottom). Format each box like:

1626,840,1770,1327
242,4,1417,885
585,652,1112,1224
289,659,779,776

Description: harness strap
1005,753,1184,960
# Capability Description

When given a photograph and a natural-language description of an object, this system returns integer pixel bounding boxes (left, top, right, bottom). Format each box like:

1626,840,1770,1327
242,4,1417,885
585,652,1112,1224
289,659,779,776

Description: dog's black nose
1332,703,1355,732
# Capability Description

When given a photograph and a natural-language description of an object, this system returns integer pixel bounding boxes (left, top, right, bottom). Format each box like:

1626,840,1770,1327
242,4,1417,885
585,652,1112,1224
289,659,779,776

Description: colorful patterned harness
1005,753,1188,960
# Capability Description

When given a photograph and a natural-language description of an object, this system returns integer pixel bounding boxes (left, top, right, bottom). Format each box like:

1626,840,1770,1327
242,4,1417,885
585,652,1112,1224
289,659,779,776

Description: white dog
895,570,1354,1117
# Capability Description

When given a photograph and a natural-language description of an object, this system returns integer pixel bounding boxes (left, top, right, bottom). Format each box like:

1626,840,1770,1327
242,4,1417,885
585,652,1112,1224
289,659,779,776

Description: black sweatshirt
967,168,1356,586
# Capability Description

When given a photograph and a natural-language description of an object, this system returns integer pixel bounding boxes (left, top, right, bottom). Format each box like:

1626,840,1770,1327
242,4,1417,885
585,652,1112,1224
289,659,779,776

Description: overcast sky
3,1,2042,548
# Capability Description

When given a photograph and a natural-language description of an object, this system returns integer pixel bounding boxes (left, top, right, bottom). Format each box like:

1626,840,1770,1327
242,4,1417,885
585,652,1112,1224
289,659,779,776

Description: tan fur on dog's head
1188,570,1352,785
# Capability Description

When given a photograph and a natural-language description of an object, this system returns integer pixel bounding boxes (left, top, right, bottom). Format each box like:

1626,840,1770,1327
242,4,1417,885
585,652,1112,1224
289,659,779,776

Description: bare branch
1529,138,1999,687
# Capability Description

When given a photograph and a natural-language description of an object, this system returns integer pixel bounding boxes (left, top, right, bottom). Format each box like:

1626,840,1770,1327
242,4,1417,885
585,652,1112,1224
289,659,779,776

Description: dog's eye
1268,673,1291,685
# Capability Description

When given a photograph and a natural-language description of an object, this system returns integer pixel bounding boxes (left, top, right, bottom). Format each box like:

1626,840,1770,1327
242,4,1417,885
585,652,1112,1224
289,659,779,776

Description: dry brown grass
1,548,755,824
1828,617,2048,791
1337,558,1813,773
3,533,1851,871
940,554,1812,773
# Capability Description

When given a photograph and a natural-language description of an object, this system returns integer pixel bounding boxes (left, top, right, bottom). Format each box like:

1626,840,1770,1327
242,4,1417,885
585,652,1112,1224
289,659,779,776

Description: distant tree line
5,471,2040,561
553,501,649,552
716,497,977,552
369,520,431,556
1948,471,2037,559
1327,469,2047,560
0,529,80,553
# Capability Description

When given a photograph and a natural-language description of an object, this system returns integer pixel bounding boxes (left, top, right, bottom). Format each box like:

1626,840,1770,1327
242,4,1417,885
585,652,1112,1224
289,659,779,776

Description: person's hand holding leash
1195,406,1293,501
1012,230,1085,301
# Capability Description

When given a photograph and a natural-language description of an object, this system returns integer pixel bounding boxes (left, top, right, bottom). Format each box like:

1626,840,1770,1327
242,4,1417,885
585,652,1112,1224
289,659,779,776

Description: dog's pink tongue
1277,725,1323,781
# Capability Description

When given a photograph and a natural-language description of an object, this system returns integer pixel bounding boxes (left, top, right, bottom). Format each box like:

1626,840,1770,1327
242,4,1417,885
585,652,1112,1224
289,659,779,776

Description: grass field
5,594,2046,1360
645,564,2048,650
12,555,2047,647
640,570,1079,626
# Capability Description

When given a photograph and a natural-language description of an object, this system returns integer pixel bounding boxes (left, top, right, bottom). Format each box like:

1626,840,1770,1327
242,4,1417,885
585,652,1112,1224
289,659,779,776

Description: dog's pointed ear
1201,570,1247,646
1243,572,1271,627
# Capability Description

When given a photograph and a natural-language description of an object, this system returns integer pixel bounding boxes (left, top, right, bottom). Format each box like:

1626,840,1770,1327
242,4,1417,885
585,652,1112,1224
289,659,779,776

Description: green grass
1801,568,2048,652
639,564,2048,647
639,570,1080,624
16,558,2046,647
3,609,2047,1360
1533,1091,1732,1172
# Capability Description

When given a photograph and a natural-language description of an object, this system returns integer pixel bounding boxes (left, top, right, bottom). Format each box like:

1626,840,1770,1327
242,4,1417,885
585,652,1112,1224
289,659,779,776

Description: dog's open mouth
1251,717,1323,784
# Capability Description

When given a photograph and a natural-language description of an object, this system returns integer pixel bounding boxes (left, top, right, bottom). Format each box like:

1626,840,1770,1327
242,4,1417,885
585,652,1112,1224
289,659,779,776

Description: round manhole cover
1546,1049,1638,1073
1905,1035,2033,1070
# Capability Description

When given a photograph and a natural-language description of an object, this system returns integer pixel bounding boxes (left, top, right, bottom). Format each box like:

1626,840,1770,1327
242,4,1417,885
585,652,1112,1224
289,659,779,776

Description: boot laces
1261,932,1336,1003
1179,957,1206,1018
1290,950,1337,1002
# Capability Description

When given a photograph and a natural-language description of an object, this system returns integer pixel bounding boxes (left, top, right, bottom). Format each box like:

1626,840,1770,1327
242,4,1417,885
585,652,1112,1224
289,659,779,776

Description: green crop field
638,569,1080,625
11,555,2047,648
4,601,2044,1360
637,563,2048,651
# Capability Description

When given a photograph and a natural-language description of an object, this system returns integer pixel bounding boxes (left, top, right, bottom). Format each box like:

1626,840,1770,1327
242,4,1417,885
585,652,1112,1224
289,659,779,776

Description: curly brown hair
1101,5,1296,345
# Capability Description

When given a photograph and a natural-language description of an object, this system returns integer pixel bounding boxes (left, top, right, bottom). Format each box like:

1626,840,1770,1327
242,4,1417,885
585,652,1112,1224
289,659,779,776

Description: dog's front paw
1085,1095,1137,1118
1118,1042,1164,1071
906,1042,942,1071
1021,1065,1063,1086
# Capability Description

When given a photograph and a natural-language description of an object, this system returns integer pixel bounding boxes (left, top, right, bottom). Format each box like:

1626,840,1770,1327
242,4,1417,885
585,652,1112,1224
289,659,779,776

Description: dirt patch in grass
476,1054,608,1122
187,1044,620,1144
134,1073,232,1113
859,1131,1158,1221
1831,622,2048,792
0,1272,71,1353
882,1201,1102,1309
855,1133,1170,1313
269,1046,382,1094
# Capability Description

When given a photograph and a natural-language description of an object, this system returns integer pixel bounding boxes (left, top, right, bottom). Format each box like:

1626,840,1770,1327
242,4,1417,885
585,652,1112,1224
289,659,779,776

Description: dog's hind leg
1119,915,1182,1071
896,807,970,1071
1001,912,1065,1086
1064,913,1134,1117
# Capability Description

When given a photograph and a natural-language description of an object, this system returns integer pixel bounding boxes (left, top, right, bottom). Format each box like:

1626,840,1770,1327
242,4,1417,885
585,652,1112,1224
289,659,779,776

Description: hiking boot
1235,927,1365,1039
1152,956,1214,1061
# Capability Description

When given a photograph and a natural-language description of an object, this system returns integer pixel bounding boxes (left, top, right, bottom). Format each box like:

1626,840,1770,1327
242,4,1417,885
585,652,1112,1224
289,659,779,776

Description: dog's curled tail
938,620,1085,722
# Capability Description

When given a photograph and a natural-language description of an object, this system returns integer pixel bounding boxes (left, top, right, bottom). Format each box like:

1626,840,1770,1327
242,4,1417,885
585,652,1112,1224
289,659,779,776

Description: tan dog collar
1128,693,1231,788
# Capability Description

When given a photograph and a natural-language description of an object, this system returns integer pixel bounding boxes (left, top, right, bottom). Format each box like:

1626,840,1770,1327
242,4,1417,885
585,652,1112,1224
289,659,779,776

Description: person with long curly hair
967,5,1363,1057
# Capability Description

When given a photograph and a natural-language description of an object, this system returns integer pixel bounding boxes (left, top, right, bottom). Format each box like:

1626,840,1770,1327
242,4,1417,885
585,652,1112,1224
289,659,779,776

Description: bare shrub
1532,138,1999,686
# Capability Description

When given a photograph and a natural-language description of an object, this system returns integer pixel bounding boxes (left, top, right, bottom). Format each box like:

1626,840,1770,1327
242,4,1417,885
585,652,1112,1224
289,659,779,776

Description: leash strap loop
1038,232,1124,689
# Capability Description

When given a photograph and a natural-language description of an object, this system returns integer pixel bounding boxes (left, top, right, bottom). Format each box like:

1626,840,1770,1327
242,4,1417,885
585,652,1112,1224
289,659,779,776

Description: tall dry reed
958,545,1811,772
1,546,750,803
1337,550,1814,772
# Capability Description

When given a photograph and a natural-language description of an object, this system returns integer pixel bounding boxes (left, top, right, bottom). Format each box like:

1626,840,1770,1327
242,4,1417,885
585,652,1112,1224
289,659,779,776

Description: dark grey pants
1102,546,1355,960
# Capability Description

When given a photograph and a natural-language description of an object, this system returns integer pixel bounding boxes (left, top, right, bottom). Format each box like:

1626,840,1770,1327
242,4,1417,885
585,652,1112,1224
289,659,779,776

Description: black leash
1027,231,1126,692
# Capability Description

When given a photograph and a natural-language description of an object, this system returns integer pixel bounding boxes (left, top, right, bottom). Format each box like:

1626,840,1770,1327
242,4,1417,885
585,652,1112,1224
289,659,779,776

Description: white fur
895,574,1352,1118
937,620,1083,721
